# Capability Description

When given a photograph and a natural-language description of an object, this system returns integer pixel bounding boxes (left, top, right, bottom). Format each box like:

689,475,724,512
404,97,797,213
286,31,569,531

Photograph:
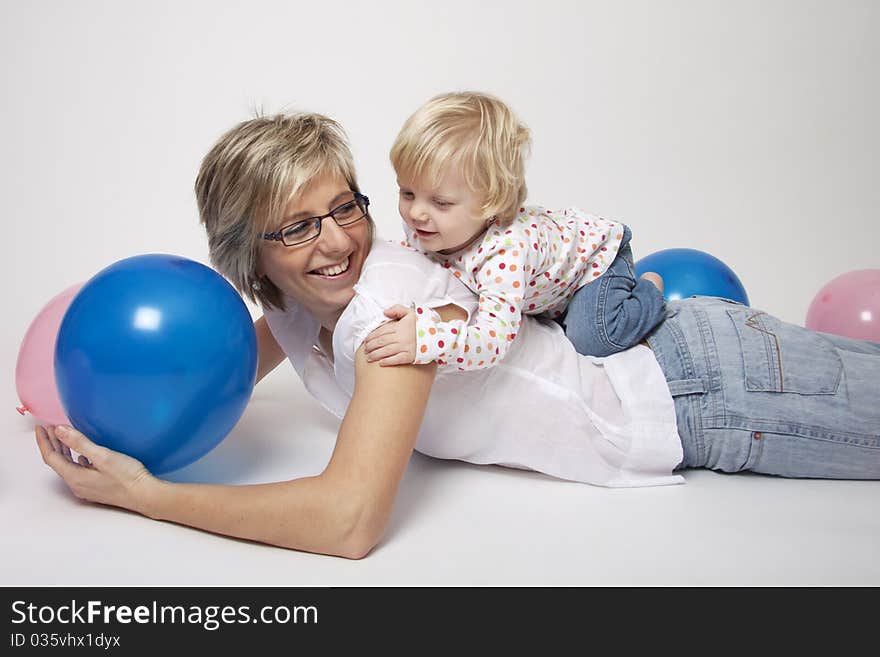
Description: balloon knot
16,405,29,416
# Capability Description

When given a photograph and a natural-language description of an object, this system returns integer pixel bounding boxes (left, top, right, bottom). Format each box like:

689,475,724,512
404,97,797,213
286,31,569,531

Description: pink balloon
805,269,880,342
15,282,84,425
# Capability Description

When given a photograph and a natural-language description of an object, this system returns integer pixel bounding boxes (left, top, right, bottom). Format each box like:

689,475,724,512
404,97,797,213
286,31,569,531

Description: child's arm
362,304,420,366
364,267,528,370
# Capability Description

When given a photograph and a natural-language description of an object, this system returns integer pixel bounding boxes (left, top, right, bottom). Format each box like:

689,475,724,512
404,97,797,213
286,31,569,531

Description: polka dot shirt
402,205,624,370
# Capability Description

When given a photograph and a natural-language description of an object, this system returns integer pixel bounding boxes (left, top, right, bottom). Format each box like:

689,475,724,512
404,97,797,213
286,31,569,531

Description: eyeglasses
263,193,370,247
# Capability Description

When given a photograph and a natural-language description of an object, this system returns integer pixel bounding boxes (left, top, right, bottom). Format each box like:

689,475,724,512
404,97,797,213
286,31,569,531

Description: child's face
397,165,489,255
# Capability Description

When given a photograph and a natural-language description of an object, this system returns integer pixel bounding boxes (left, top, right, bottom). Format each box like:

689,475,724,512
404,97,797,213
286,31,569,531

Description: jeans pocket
726,308,842,394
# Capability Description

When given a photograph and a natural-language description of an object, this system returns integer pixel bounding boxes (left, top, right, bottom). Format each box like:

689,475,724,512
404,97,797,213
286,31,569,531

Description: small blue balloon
635,248,750,306
55,254,257,474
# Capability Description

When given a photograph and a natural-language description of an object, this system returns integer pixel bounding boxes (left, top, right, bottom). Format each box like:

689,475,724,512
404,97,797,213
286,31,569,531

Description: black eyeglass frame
262,192,370,247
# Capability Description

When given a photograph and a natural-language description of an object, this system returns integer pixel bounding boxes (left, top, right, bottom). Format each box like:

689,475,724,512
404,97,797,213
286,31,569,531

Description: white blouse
264,239,684,488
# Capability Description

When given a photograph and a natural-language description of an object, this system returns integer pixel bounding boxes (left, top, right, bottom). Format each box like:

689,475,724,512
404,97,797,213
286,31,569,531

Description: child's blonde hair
390,91,531,222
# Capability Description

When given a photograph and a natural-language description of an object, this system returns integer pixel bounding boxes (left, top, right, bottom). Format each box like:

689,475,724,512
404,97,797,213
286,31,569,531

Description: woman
36,113,880,559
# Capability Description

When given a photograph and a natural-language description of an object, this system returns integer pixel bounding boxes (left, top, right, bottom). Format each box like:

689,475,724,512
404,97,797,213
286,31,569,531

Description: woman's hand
35,425,158,517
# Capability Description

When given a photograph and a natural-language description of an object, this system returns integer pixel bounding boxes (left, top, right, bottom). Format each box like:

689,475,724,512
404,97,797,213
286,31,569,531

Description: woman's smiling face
258,174,371,328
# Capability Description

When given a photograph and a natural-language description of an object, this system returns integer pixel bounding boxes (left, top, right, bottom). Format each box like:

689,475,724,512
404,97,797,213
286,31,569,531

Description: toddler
364,91,665,369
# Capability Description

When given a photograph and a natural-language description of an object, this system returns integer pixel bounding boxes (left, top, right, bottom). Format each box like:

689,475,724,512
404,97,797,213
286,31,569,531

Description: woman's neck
315,308,343,333
317,326,334,361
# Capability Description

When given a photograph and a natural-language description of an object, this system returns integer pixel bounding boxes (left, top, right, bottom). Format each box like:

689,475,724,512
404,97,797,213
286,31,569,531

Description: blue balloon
634,248,750,306
54,254,257,474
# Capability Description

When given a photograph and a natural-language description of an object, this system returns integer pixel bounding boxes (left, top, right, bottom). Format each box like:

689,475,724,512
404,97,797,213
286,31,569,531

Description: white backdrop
2,0,878,585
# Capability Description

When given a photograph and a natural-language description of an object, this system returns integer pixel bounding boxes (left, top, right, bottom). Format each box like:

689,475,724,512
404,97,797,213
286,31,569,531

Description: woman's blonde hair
195,112,370,310
390,91,531,222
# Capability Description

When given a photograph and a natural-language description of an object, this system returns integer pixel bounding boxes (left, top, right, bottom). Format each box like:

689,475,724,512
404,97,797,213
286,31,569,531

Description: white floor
3,363,878,587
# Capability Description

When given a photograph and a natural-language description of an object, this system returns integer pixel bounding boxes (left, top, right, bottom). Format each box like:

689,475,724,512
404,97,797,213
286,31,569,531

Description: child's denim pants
557,225,666,357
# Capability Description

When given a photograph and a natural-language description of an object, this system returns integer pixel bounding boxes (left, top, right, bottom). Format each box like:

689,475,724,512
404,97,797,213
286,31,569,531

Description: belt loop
666,378,707,396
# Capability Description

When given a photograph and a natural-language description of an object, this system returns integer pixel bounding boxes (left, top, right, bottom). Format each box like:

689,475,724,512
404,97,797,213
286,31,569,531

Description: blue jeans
558,225,666,357
645,296,880,478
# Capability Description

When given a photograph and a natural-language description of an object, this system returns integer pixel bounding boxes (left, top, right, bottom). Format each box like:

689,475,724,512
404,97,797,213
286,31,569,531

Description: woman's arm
255,315,286,384
36,349,437,559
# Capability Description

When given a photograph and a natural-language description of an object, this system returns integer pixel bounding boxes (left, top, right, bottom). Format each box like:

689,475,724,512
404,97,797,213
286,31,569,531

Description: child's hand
363,304,418,366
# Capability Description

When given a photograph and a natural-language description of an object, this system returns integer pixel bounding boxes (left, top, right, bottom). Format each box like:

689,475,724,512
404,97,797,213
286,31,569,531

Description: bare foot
640,271,664,293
